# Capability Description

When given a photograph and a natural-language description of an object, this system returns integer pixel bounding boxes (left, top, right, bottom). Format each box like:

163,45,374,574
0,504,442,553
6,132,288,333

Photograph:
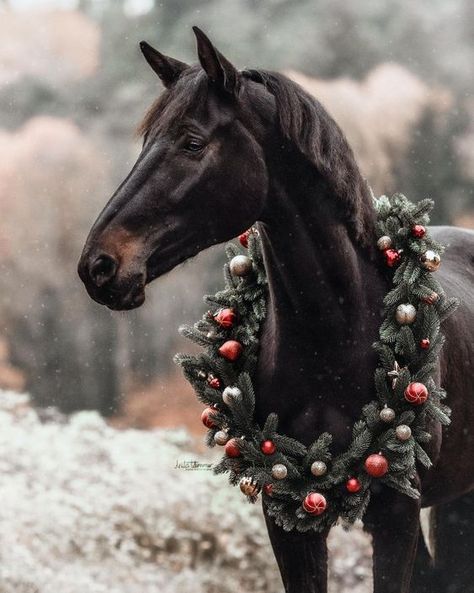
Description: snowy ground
0,390,372,593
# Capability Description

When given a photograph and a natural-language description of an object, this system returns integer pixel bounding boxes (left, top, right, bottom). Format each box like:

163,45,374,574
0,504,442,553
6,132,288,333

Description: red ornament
214,308,237,329
260,440,276,455
303,492,327,515
422,292,439,305
207,376,221,389
218,340,243,362
384,249,401,268
238,230,251,248
346,478,362,493
404,382,429,405
412,224,426,238
364,453,389,477
420,338,430,350
225,438,241,458
263,483,273,496
201,407,218,429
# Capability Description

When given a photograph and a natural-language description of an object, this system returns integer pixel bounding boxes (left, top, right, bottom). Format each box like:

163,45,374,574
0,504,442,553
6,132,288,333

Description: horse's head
78,27,274,310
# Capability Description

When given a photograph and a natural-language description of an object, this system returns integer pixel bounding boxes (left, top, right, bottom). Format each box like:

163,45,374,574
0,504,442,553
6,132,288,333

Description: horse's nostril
89,254,118,288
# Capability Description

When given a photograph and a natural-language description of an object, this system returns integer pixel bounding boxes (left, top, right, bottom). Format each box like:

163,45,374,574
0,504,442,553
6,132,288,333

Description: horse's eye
184,138,205,152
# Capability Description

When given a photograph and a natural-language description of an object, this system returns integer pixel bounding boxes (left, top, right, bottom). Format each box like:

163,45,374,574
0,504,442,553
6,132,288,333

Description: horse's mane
138,66,375,247
243,69,375,248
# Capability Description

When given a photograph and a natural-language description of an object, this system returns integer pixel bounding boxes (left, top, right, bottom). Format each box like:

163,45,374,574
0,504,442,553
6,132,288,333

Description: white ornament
310,461,327,477
271,463,288,480
379,407,396,423
395,303,417,325
420,250,441,272
222,386,242,406
395,425,412,441
377,235,392,251
229,255,253,277
214,430,229,445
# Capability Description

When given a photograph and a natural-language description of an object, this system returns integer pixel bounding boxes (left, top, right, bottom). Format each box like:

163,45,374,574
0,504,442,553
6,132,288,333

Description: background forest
0,1,473,592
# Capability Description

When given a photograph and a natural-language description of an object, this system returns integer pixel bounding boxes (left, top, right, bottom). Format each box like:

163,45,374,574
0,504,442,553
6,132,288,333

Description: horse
78,27,474,593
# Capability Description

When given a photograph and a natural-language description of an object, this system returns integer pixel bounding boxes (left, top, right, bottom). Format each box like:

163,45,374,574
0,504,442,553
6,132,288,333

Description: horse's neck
256,165,387,445
259,170,384,343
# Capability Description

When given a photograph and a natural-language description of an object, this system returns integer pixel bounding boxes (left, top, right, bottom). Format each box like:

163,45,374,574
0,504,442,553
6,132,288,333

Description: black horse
78,28,474,593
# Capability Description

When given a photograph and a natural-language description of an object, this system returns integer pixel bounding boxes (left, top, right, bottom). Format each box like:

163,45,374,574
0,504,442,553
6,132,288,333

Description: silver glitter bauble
420,250,441,272
396,424,412,441
222,386,242,406
310,461,328,477
271,463,288,480
239,476,261,499
377,235,392,251
379,407,396,423
214,430,229,446
229,255,253,277
395,303,417,325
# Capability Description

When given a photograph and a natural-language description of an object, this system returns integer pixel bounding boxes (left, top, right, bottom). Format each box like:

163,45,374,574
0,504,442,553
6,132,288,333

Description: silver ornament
214,430,229,445
229,255,253,277
271,463,288,480
377,235,392,251
196,370,207,379
222,386,242,406
310,461,327,477
380,407,396,423
239,476,261,500
395,303,417,325
420,250,441,272
396,424,412,441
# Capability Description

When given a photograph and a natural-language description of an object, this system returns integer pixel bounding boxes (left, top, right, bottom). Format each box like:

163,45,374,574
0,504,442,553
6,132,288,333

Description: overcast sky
9,0,153,15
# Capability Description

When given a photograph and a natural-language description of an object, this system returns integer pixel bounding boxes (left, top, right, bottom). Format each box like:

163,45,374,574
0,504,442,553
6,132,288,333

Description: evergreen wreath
175,194,459,533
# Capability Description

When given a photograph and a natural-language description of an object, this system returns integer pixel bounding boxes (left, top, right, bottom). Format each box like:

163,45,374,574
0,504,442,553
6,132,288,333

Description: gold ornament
395,303,417,325
420,250,441,272
229,255,253,276
396,424,412,441
377,235,392,251
310,461,327,477
379,406,396,423
239,476,261,501
272,463,288,480
214,430,229,445
222,386,242,406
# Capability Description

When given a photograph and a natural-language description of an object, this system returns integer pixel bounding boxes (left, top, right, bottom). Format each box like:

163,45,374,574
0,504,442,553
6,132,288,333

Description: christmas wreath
175,194,459,532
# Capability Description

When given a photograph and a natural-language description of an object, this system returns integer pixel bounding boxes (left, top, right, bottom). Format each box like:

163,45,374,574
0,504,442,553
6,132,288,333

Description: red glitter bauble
208,376,221,389
239,230,251,248
225,438,241,458
420,339,430,350
412,224,426,238
346,478,362,493
385,249,401,268
218,340,243,362
303,493,327,515
364,453,389,477
404,382,429,405
214,308,237,329
260,440,276,455
201,407,217,429
263,483,273,496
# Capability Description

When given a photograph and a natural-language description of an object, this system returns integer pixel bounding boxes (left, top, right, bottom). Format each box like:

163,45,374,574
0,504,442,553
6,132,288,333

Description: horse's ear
192,26,240,95
139,41,188,88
